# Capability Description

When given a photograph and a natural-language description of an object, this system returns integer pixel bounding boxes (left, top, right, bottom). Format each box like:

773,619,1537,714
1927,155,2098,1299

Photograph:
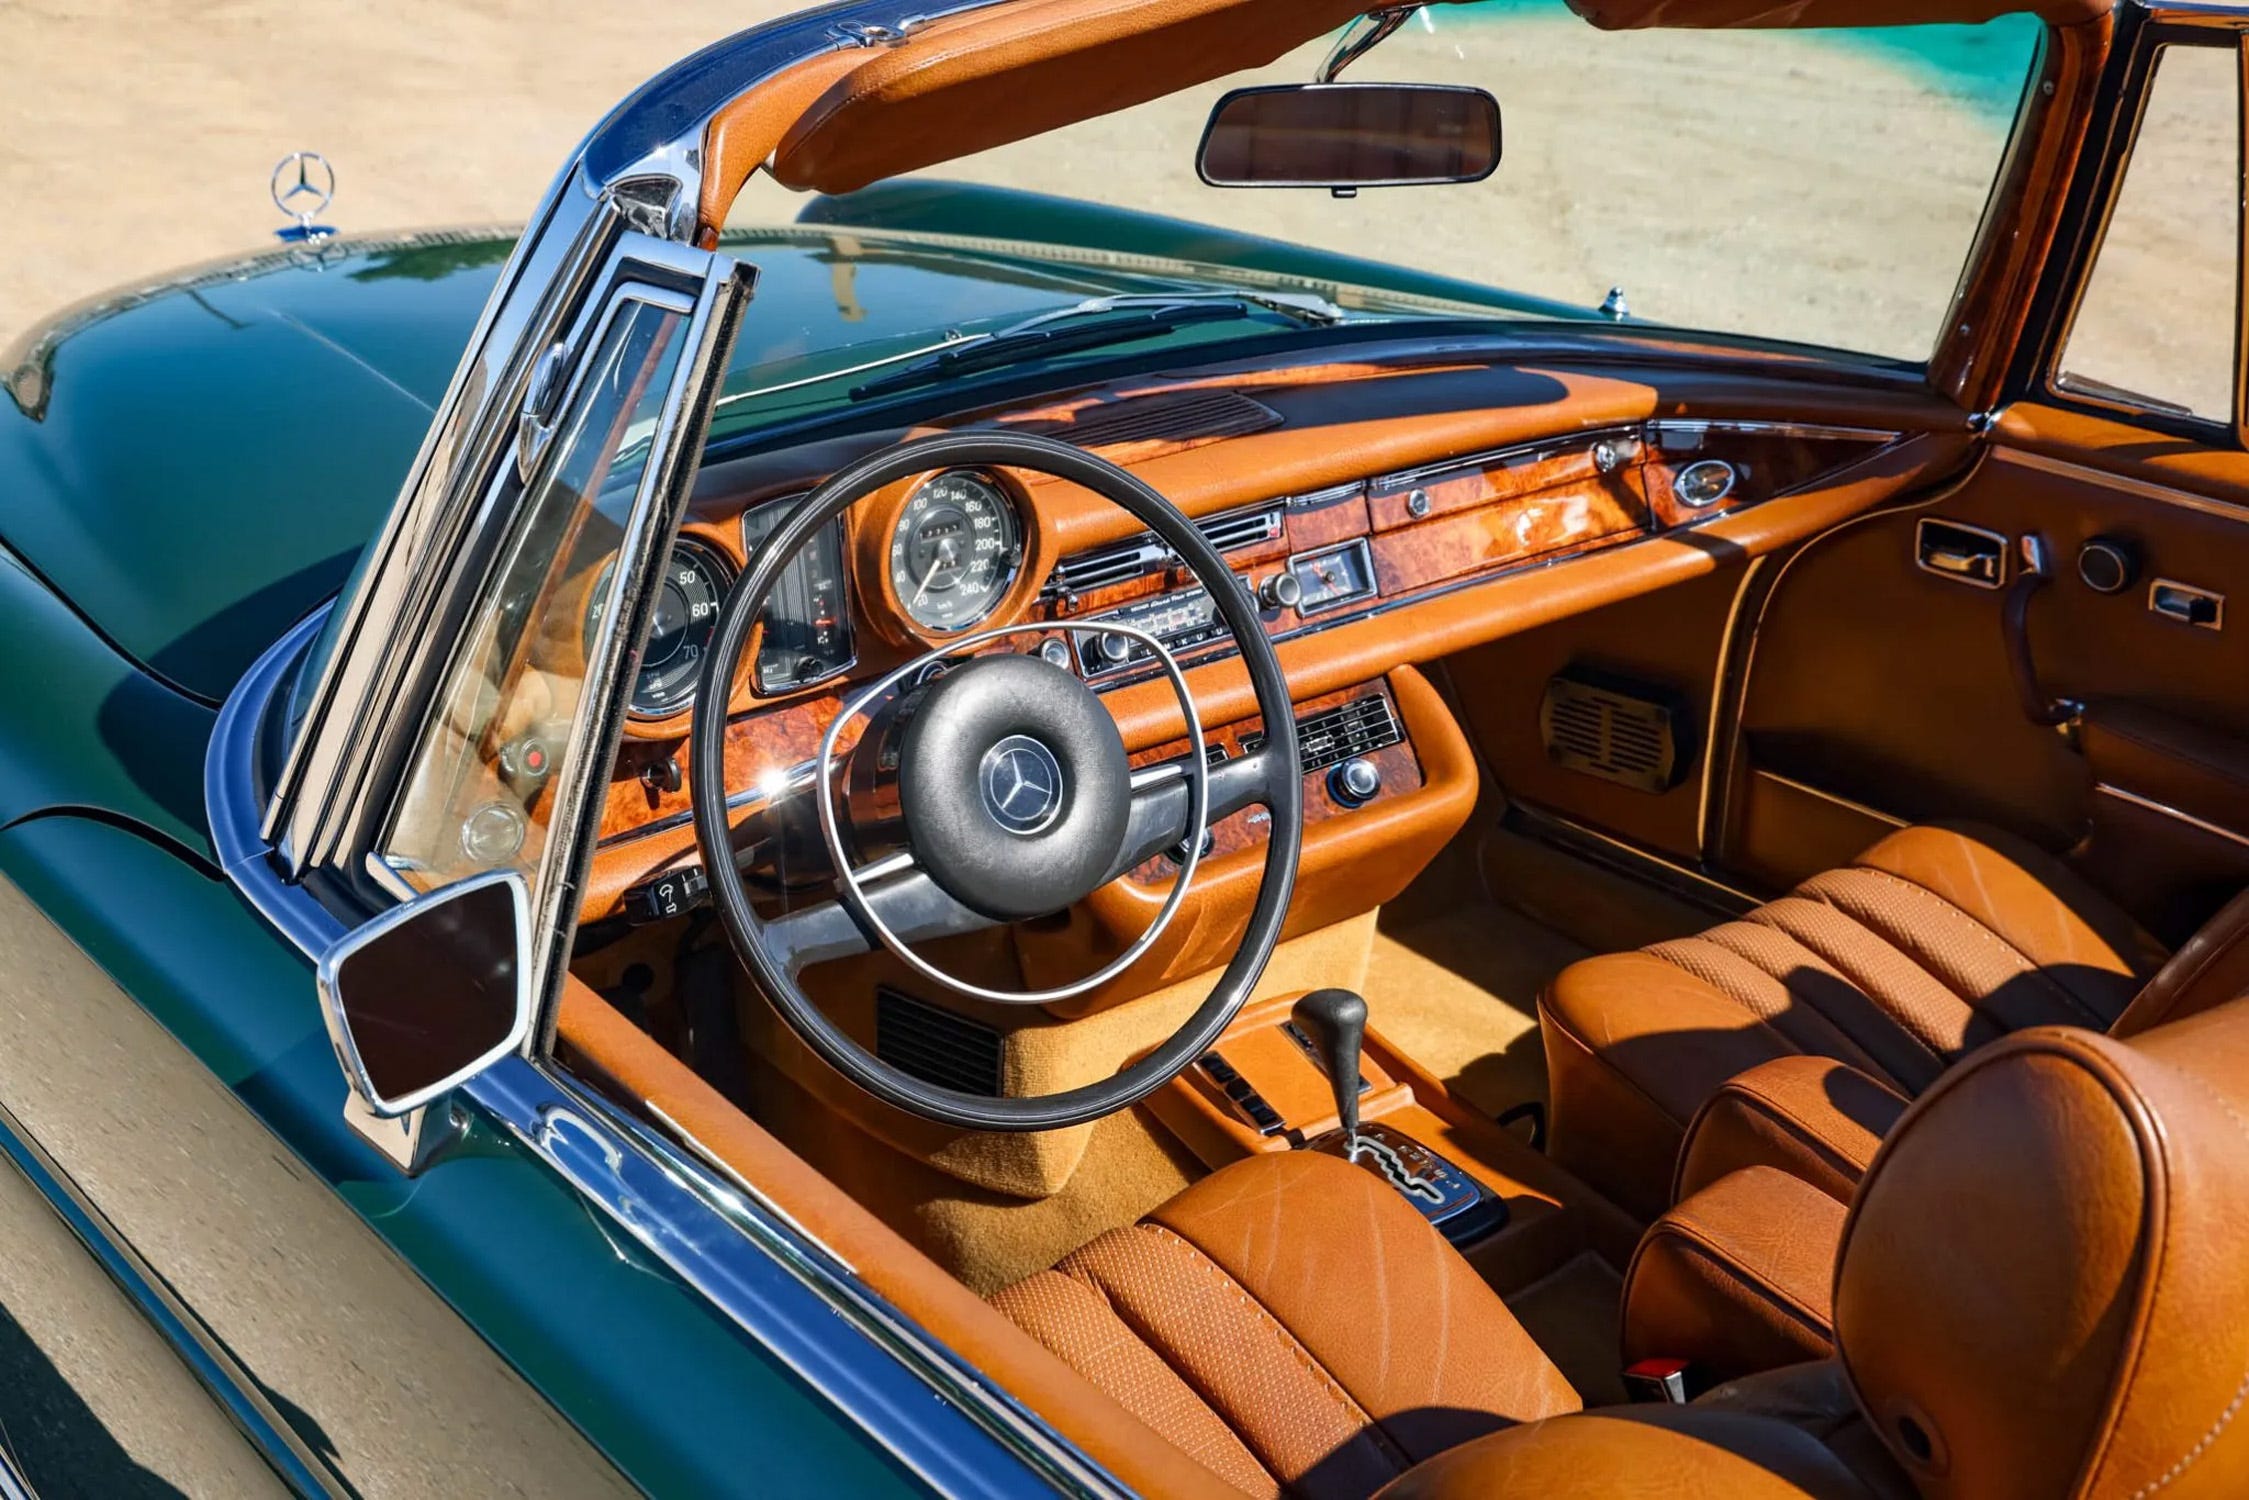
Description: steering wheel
690,432,1302,1131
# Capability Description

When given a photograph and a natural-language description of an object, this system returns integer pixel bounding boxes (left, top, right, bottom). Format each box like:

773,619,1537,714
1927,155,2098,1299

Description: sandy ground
1,2,2227,399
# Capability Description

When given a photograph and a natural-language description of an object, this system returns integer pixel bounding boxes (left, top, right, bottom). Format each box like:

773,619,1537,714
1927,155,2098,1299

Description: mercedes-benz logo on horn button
979,735,1065,836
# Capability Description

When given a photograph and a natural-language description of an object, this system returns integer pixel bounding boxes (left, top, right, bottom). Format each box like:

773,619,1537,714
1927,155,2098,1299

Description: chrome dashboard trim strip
210,611,1123,1500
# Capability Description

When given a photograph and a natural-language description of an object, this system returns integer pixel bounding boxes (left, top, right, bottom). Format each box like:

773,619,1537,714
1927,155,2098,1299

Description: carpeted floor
1363,833,1591,1120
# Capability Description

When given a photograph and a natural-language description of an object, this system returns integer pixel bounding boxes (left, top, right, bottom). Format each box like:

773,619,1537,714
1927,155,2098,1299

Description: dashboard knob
1258,570,1304,611
1097,630,1137,666
1329,757,1381,808
1038,637,1075,670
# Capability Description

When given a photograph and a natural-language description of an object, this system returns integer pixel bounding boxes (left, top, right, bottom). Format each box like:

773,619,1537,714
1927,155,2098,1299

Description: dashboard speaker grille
874,989,1003,1097
1540,673,1683,794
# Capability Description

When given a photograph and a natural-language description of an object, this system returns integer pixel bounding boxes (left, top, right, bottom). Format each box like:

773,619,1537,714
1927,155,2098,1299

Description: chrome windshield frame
265,0,1013,885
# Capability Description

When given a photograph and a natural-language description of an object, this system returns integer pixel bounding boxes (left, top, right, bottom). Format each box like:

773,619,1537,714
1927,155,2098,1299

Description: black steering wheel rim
690,430,1301,1131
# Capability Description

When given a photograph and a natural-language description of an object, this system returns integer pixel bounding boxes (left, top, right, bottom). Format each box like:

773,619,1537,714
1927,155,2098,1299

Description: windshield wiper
849,291,1345,401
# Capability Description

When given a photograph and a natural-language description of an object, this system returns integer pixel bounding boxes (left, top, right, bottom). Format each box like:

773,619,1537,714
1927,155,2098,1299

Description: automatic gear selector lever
1292,988,1369,1154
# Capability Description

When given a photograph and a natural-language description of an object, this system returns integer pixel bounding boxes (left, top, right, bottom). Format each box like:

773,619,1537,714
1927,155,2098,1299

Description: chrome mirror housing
314,868,533,1119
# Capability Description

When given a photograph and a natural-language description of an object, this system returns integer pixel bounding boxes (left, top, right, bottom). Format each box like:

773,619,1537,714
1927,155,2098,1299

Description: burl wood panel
600,693,854,848
1366,442,1619,533
1638,432,1888,531
1124,680,1423,885
1370,475,1648,598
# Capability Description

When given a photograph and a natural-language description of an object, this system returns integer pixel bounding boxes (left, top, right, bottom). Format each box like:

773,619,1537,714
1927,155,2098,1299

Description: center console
1148,989,1639,1293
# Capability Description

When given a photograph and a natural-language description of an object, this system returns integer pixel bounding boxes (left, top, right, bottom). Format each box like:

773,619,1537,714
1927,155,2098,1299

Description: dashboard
581,340,1950,939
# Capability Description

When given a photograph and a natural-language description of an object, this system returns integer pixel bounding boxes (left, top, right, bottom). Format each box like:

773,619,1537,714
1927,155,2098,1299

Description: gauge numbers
889,470,1024,633
587,537,734,719
740,502,856,694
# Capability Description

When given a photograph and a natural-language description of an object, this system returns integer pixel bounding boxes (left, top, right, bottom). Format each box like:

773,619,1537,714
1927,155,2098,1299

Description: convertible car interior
256,0,2249,1493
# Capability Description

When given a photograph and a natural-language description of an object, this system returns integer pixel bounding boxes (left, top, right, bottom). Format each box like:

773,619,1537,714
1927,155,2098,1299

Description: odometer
888,470,1023,633
587,537,733,719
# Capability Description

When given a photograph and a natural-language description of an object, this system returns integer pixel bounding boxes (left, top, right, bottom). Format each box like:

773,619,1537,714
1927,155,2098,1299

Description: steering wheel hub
894,654,1129,922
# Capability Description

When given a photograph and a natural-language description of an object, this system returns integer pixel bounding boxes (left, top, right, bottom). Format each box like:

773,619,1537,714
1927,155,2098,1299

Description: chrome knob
1329,757,1380,808
1258,571,1304,611
1097,631,1136,665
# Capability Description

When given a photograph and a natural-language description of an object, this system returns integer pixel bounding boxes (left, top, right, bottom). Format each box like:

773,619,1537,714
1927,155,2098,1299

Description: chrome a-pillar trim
209,612,1125,1500
265,0,1014,876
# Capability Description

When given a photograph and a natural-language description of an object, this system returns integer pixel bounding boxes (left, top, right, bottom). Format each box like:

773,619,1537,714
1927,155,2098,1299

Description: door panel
1727,417,2249,940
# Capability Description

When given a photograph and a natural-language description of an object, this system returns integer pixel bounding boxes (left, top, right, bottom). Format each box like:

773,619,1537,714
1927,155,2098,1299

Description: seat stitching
1699,921,1947,1069
1719,1082,1868,1170
1844,865,2114,1027
2122,1068,2249,1497
1540,992,1781,1131
1747,902,1964,1064
1649,1219,1835,1339
1642,937,1893,1075
1136,1222,1412,1474
1039,1260,1284,1493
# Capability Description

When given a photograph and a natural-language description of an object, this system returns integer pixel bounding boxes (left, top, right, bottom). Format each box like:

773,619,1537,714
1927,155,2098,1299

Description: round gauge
586,537,735,720
888,470,1024,633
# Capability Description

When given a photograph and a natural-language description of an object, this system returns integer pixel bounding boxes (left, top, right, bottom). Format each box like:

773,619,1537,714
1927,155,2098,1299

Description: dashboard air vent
1016,389,1281,454
1049,503,1284,598
1540,673,1685,794
875,990,1003,1097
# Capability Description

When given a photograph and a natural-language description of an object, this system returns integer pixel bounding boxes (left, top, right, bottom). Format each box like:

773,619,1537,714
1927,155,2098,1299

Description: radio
1073,585,1233,676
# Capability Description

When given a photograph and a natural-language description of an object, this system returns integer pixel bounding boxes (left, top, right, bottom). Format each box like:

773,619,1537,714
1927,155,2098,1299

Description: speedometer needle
912,539,956,608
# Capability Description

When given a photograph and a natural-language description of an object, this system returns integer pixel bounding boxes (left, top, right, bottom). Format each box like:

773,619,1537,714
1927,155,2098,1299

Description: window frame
2037,14,2249,447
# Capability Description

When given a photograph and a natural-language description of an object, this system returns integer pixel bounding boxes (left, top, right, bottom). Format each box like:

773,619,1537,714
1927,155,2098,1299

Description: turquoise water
1433,0,2043,114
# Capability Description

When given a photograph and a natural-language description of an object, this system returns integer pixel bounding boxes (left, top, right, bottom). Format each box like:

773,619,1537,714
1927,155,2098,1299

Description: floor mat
1365,835,1590,1119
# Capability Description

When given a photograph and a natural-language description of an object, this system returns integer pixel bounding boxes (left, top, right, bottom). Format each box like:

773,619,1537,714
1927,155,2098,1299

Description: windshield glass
726,0,2040,371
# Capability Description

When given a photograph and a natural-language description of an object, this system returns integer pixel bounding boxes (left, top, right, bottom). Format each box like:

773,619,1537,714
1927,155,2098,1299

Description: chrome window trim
267,0,1015,881
209,611,1126,1500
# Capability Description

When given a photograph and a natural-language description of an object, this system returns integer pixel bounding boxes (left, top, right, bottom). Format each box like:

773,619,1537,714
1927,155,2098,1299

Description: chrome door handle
1916,518,2007,590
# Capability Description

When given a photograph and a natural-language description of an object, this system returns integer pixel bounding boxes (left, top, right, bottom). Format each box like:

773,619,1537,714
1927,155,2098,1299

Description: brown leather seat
988,1148,1582,1500
999,998,2249,1497
1388,1001,2249,1498
1539,822,2179,1216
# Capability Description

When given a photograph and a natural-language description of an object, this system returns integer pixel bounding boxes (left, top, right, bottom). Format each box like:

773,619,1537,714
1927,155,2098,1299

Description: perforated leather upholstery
989,1149,1580,1499
1540,823,2168,1216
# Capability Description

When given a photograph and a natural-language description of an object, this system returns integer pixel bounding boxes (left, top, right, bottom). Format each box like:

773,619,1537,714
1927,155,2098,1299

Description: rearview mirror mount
316,869,534,1123
1197,83,1502,193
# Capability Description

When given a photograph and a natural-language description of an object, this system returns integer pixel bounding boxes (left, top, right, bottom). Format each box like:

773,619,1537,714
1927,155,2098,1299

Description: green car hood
0,192,1567,707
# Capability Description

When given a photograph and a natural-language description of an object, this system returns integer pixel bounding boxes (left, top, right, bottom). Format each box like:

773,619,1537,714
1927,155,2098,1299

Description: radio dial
1096,630,1137,666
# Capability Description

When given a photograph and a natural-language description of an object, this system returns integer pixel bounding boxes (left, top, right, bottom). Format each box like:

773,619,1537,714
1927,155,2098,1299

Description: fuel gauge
741,501,857,694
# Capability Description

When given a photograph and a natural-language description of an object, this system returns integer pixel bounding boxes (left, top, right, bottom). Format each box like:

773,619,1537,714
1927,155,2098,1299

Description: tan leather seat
988,1148,1582,1500
999,998,2249,1497
1540,822,2179,1216
1387,1001,2249,1498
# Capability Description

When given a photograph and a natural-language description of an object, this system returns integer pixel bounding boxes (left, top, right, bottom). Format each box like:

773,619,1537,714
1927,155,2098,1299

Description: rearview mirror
1198,83,1502,190
315,869,533,1118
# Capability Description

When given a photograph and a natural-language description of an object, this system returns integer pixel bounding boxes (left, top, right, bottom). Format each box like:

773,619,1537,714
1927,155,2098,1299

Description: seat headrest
1834,1005,2249,1499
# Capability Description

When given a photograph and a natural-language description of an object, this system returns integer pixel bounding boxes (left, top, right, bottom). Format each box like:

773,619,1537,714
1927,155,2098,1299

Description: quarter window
379,297,689,893
2056,43,2241,424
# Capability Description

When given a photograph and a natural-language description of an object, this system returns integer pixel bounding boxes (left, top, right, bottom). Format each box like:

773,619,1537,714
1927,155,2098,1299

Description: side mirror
315,869,533,1118
1197,83,1501,190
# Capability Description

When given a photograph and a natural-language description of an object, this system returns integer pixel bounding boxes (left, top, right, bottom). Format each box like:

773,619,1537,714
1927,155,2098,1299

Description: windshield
726,0,2040,370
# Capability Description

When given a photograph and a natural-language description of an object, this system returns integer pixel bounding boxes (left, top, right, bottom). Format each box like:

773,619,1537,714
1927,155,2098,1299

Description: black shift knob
1293,988,1368,1143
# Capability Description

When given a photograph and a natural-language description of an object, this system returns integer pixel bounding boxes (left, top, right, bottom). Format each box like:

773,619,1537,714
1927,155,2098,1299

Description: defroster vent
1539,672,1686,794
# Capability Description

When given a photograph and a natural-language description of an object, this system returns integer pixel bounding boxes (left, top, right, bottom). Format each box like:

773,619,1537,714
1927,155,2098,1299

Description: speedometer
587,537,734,719
888,471,1023,633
